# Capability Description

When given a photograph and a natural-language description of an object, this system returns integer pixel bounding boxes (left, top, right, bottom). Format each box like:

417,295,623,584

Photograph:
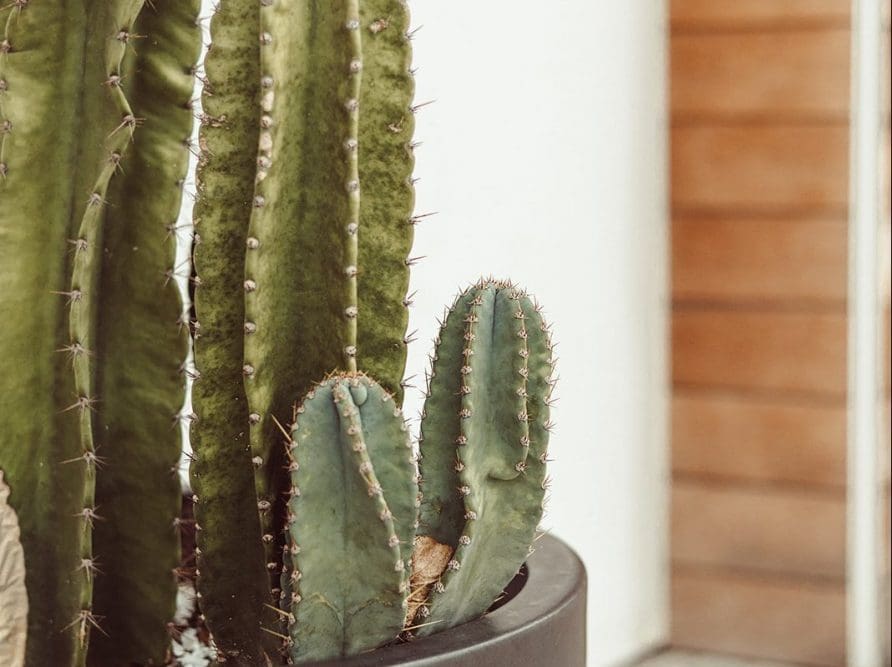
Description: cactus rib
245,0,366,607
0,2,151,664
87,3,201,665
190,0,273,661
192,2,417,659
355,0,416,399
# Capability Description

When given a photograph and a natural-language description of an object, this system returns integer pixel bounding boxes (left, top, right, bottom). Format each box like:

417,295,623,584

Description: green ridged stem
247,0,416,599
415,280,555,635
355,0,416,394
190,0,272,661
192,1,417,658
246,0,364,608
87,3,200,665
0,3,149,664
287,374,417,663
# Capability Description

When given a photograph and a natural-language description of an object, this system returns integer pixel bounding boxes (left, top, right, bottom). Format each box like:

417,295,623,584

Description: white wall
405,3,670,665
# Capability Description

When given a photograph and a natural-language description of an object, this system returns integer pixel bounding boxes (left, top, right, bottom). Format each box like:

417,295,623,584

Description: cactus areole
0,1,585,666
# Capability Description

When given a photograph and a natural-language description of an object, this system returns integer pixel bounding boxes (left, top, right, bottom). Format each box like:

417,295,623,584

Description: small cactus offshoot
285,374,418,662
412,279,555,635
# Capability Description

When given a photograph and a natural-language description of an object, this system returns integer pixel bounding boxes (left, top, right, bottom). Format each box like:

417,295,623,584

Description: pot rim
313,533,586,666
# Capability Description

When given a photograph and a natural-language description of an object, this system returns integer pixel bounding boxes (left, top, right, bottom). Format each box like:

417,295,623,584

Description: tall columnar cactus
191,0,416,661
0,2,198,665
285,374,418,662
412,279,555,634
88,3,201,665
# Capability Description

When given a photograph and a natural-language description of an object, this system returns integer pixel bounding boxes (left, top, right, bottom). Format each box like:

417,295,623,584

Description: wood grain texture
671,126,849,213
671,0,850,29
672,568,846,666
671,30,850,119
673,393,846,487
672,310,847,396
672,218,847,303
672,482,846,578
669,2,857,663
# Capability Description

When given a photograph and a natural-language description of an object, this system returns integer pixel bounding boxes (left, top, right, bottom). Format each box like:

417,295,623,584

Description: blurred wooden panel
670,0,850,28
672,219,847,302
883,31,891,119
672,126,849,213
672,569,846,666
672,483,846,578
672,310,847,395
671,31,850,119
673,393,846,486
881,400,891,484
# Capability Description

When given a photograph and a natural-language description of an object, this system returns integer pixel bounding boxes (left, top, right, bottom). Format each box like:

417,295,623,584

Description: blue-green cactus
286,374,418,662
412,279,555,634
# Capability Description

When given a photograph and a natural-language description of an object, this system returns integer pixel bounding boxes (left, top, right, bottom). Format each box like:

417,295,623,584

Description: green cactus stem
192,1,416,659
0,2,175,664
87,3,200,665
413,279,555,634
189,0,275,660
287,374,418,663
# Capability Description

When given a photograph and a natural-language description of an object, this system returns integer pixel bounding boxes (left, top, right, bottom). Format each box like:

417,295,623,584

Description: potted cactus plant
0,1,586,666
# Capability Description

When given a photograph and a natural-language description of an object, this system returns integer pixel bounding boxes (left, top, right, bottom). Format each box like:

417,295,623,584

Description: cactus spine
191,1,416,660
0,2,197,664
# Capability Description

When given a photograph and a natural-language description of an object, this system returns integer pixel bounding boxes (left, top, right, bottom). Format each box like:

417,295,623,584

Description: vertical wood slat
670,0,850,28
671,30,850,119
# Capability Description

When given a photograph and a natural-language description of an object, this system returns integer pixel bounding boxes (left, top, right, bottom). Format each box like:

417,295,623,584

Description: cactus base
311,534,586,667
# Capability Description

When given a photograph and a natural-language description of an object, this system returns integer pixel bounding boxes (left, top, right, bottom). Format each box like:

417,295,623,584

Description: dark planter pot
314,534,586,667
